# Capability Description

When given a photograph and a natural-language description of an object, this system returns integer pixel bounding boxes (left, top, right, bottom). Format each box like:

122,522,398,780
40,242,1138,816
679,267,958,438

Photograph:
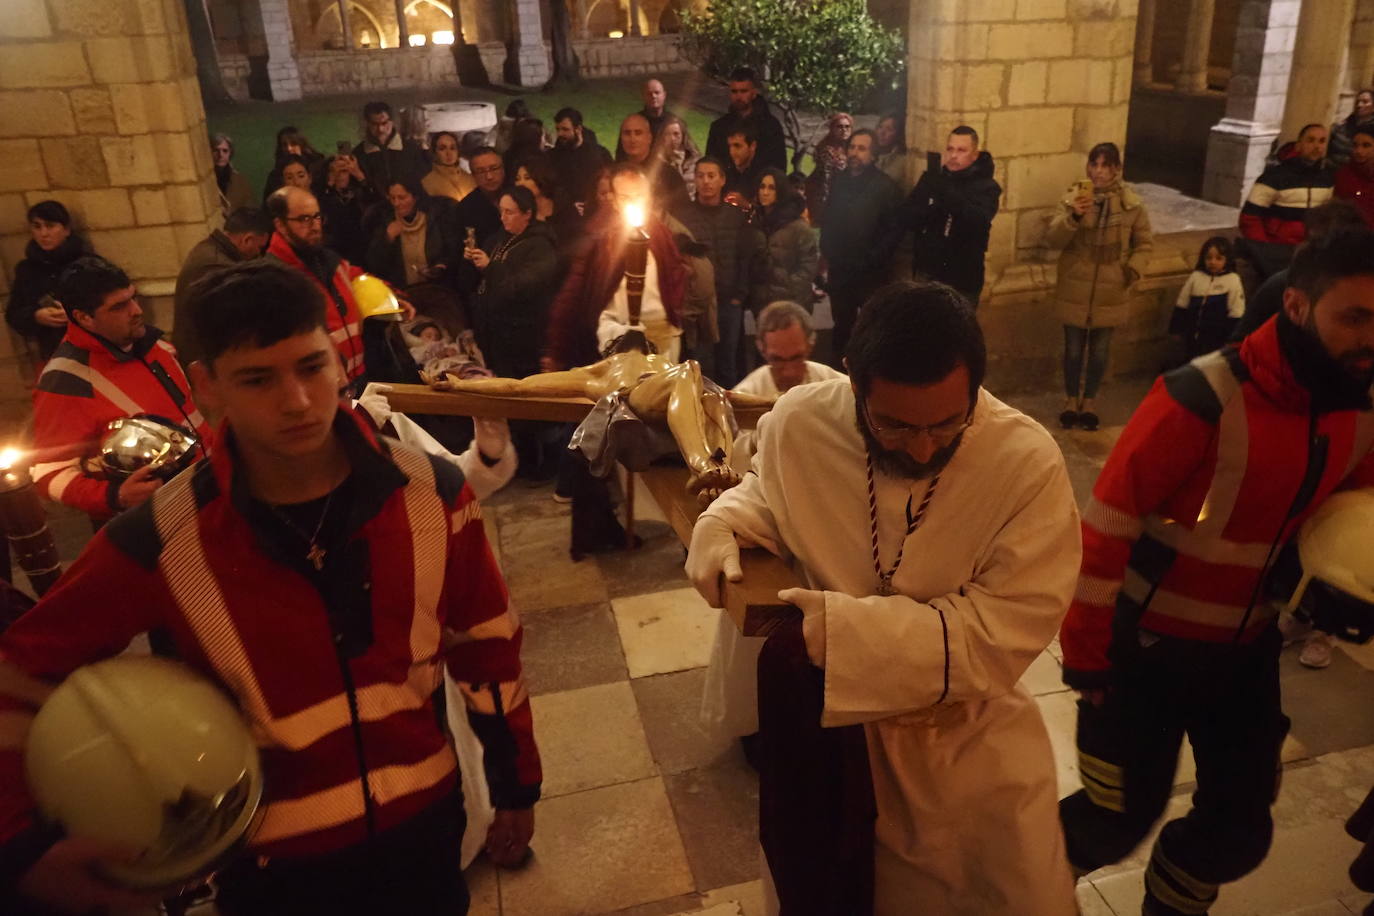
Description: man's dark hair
501,184,537,215
1353,124,1374,144
56,255,131,318
27,200,71,226
1298,123,1326,140
184,260,328,366
728,67,757,85
726,124,757,146
950,125,980,148
554,107,583,128
1288,227,1374,305
362,100,392,120
1087,142,1123,169
224,208,272,235
1305,200,1365,239
849,128,877,147
469,145,501,164
609,161,648,184
694,155,726,174
846,281,986,400
505,99,532,120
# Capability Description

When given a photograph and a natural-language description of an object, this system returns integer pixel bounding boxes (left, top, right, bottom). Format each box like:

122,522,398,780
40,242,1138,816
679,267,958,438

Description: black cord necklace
865,451,941,596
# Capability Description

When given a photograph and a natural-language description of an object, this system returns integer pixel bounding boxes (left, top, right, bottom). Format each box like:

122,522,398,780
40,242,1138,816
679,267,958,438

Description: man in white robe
687,282,1081,914
705,300,845,739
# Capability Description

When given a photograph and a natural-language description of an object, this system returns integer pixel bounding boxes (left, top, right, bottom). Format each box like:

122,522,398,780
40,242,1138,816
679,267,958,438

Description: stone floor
26,372,1374,916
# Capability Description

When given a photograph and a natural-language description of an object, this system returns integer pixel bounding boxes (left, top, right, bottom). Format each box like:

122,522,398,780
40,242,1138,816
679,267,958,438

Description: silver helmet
98,415,199,482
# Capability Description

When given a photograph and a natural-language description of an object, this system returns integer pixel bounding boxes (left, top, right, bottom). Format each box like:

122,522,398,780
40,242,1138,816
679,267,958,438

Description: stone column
0,0,221,408
395,0,411,47
1281,0,1356,138
257,0,303,100
504,0,551,85
1202,0,1298,206
574,0,590,39
1135,0,1158,85
1176,0,1217,92
628,0,642,36
337,0,354,50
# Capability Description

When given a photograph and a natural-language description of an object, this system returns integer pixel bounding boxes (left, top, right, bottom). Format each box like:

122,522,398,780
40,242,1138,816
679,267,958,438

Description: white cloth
700,378,1081,915
701,359,847,739
597,251,682,360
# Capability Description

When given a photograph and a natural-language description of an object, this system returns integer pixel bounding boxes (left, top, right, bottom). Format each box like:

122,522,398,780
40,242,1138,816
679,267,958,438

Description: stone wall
0,0,222,403
296,46,460,93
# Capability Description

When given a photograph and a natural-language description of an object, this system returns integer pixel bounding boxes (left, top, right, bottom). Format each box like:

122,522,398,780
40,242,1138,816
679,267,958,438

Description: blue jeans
1063,325,1115,400
715,300,744,388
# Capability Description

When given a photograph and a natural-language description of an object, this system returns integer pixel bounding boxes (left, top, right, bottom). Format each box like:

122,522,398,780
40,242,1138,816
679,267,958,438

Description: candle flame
0,448,19,471
624,202,645,229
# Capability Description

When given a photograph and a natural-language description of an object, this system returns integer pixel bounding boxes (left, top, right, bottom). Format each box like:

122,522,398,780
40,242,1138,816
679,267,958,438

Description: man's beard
854,402,963,480
554,136,575,149
1280,310,1374,411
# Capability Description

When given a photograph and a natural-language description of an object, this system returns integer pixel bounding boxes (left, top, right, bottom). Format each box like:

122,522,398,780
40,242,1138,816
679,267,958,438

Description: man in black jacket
706,68,787,173
352,100,431,193
820,129,900,364
551,107,612,211
723,125,767,200
896,125,1002,306
672,157,759,387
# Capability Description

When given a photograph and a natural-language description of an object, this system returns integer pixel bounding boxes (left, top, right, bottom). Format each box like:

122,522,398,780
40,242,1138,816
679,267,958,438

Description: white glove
778,587,827,667
357,383,394,429
686,515,743,608
473,417,510,462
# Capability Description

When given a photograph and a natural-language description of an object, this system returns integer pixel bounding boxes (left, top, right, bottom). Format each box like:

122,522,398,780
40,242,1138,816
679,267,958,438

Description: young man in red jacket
1059,228,1374,914
30,255,211,522
0,261,540,915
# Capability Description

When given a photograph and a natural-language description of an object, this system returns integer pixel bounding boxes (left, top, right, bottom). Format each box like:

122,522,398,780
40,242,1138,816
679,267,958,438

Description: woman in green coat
1046,142,1154,430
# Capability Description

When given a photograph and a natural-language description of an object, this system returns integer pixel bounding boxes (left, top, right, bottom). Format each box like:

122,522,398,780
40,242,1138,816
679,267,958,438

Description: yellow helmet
349,273,404,322
24,656,263,889
1285,488,1374,642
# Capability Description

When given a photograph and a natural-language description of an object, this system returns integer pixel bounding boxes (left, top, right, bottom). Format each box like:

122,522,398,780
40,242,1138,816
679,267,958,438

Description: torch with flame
623,201,650,327
0,448,62,604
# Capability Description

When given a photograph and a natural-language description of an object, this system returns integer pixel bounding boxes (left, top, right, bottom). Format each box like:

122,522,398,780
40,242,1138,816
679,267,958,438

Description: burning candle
623,200,650,326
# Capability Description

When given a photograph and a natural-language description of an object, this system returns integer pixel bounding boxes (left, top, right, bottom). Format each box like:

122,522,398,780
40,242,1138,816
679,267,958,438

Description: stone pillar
574,0,590,39
1177,0,1217,92
394,0,411,47
1281,0,1356,139
1202,0,1298,206
257,0,302,100
628,0,642,36
1135,0,1158,85
1344,0,1374,110
505,0,550,85
0,0,221,411
337,0,354,50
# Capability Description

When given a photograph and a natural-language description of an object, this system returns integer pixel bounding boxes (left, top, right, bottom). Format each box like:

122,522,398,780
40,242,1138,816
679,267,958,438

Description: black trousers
215,793,469,916
826,269,881,369
1059,627,1289,915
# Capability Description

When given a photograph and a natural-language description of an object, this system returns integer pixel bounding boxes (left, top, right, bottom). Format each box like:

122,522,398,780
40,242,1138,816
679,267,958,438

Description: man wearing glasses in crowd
687,281,1081,915
266,186,411,393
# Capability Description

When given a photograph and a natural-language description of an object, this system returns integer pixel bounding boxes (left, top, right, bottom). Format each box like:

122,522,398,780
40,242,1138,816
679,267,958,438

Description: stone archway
315,1,390,48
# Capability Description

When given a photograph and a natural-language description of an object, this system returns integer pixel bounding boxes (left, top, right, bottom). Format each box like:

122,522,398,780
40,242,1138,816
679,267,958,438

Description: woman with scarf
365,177,462,292
805,112,853,226
422,130,477,204
651,115,701,201
750,167,819,313
7,200,93,361
1047,142,1154,431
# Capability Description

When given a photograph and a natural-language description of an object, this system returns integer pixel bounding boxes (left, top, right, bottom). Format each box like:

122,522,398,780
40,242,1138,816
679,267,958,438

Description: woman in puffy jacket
749,167,818,312
1046,142,1154,431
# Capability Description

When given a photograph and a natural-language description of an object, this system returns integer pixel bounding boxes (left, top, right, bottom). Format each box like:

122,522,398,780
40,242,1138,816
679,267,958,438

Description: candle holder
0,449,62,601
623,202,650,327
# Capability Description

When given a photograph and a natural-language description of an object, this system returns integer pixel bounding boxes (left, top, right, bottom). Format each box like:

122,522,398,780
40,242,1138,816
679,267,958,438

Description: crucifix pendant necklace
865,451,941,597
272,491,336,572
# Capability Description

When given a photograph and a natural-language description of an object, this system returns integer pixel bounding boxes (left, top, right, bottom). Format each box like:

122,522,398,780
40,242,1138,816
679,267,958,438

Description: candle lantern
0,449,62,601
623,202,650,327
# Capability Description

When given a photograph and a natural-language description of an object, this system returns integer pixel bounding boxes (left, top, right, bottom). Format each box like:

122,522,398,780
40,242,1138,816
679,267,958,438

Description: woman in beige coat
1047,142,1153,430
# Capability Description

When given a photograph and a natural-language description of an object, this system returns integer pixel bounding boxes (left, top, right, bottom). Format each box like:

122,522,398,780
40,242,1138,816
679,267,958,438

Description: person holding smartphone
7,200,93,362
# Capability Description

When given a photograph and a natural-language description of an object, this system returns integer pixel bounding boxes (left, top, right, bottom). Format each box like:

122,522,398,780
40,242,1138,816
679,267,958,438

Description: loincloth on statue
570,374,733,478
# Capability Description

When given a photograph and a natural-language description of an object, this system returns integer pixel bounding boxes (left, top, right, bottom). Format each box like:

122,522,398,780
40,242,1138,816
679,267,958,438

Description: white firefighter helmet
1284,488,1374,640
24,656,263,889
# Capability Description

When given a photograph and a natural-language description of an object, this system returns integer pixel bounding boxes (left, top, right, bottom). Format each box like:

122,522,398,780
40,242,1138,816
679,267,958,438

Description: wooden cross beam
382,384,800,636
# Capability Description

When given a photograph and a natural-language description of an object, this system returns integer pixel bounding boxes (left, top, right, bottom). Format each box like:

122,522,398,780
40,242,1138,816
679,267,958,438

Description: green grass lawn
206,73,809,195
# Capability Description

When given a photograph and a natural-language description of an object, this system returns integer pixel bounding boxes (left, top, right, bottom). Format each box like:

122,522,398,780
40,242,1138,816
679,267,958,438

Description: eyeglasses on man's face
286,212,324,225
861,398,972,447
